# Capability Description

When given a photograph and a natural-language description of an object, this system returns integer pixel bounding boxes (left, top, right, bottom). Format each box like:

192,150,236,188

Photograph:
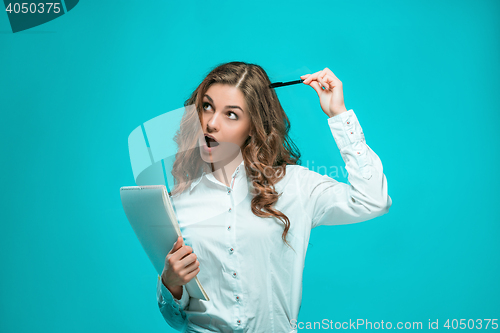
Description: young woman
156,61,392,332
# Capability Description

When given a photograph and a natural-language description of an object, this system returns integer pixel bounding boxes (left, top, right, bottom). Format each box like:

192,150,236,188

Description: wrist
328,105,348,118
330,107,347,118
161,276,183,300
167,285,183,300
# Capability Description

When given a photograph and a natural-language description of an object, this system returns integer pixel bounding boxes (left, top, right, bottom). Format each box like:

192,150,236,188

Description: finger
188,261,200,273
316,71,326,89
180,252,197,267
181,258,199,275
169,236,182,254
323,74,333,84
178,262,200,283
303,72,318,84
184,266,200,281
322,73,340,88
317,75,329,90
175,237,185,251
324,75,337,90
173,244,193,263
303,70,333,93
323,68,341,82
308,80,324,96
302,70,322,84
300,74,311,79
308,69,328,84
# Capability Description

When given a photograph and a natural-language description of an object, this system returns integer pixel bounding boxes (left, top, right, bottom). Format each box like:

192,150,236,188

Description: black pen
269,79,304,89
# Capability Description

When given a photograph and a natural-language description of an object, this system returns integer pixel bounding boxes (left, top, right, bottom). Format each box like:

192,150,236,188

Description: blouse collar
189,160,245,193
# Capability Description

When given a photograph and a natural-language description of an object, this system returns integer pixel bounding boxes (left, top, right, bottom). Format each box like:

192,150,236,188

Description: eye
228,111,238,120
202,102,212,112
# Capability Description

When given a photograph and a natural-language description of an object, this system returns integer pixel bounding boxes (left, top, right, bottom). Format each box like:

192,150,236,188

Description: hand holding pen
270,68,348,118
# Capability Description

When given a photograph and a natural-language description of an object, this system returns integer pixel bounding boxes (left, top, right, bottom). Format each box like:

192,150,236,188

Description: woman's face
198,83,253,163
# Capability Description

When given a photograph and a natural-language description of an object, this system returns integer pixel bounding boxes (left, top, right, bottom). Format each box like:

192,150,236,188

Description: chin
198,141,241,165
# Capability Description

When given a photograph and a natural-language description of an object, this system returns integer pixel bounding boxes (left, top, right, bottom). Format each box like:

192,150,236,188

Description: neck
209,150,244,187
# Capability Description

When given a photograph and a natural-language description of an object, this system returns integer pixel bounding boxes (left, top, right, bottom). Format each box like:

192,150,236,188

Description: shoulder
284,164,321,179
279,164,340,192
274,164,309,191
282,164,306,179
284,164,307,176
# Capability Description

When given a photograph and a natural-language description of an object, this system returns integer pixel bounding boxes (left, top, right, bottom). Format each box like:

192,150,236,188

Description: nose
206,111,221,132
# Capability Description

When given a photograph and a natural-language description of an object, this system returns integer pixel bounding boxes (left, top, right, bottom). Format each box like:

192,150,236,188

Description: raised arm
298,68,392,229
297,109,391,229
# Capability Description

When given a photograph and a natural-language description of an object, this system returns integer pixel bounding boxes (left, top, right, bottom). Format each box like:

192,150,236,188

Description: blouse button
229,247,234,254
227,226,231,230
347,121,350,124
227,189,231,194
237,320,241,325
228,208,232,212
232,272,237,278
350,132,353,134
236,296,240,301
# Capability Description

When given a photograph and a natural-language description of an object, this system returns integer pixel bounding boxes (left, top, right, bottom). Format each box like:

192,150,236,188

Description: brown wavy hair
169,61,301,250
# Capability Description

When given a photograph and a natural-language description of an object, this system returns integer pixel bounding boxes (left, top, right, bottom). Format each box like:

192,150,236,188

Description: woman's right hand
161,236,200,298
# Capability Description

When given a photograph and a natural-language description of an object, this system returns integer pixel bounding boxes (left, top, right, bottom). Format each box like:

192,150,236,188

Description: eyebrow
203,94,244,113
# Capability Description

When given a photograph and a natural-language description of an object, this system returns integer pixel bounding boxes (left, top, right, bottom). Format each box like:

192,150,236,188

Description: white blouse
156,109,392,333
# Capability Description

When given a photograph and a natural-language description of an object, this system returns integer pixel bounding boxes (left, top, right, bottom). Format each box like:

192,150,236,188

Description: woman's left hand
300,68,348,118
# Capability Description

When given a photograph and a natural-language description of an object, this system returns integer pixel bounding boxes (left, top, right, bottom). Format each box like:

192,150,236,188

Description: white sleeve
156,275,190,331
297,109,392,229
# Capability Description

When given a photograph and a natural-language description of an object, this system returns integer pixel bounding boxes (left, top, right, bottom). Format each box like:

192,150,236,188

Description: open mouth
205,135,220,148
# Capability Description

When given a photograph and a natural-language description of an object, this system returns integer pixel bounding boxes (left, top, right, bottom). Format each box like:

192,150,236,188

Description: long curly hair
169,61,301,249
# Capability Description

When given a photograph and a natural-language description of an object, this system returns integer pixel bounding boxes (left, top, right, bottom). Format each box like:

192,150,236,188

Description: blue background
1,0,499,331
